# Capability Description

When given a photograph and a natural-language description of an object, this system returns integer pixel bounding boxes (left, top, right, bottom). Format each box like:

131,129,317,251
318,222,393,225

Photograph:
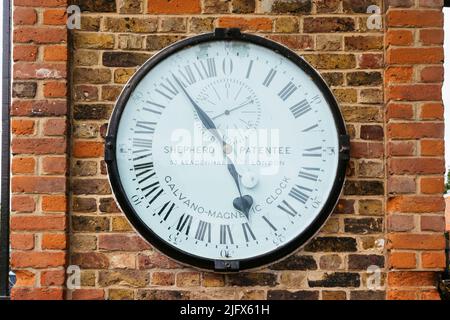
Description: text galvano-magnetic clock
105,29,350,272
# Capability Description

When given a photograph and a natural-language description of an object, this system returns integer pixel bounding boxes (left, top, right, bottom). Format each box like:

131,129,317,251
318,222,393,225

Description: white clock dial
107,33,348,270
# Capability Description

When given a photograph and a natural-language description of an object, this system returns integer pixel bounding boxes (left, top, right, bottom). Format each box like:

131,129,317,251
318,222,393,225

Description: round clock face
106,31,349,271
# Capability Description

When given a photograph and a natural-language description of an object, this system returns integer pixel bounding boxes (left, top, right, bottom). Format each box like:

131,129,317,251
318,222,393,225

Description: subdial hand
212,99,254,120
171,74,254,218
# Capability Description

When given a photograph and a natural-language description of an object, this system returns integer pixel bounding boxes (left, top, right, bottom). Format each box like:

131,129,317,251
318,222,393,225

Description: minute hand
171,74,253,218
171,74,222,141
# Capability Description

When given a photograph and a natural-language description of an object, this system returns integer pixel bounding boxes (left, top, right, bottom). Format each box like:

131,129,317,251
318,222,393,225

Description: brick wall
385,0,446,300
11,0,69,300
9,0,447,300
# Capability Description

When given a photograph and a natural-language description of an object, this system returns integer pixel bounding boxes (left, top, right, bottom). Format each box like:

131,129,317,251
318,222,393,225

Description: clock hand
171,74,254,218
212,99,254,120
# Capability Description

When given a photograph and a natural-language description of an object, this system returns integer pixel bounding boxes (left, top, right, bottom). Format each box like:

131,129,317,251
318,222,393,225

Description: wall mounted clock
105,29,350,272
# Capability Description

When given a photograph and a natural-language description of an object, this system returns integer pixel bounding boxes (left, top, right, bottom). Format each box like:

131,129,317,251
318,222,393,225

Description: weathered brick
268,290,318,300
305,237,357,252
148,0,201,14
308,273,360,288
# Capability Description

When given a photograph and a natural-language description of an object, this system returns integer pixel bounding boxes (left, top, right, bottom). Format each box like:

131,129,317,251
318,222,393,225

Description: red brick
387,215,415,232
218,17,273,32
420,66,444,83
421,216,445,232
11,100,67,117
11,215,66,231
42,233,67,250
14,7,37,25
42,195,67,212
420,103,444,120
148,0,201,14
389,252,416,269
388,196,445,213
387,290,417,300
387,48,444,64
14,0,68,6
43,81,67,98
12,176,66,193
419,0,445,8
71,289,105,300
11,288,64,300
420,290,441,300
420,140,444,156
11,251,66,268
14,27,67,44
387,10,443,27
11,195,35,212
388,234,445,250
387,84,442,101
388,176,416,194
421,252,446,269
12,119,35,135
358,53,383,69
40,270,65,286
43,9,67,25
388,271,436,288
386,103,413,120
12,157,35,174
12,137,66,154
385,66,413,83
14,63,67,80
42,156,67,175
388,123,444,139
43,118,67,136
73,141,105,158
15,270,36,287
386,29,413,46
13,45,38,61
420,29,444,45
98,234,150,251
389,158,444,175
350,142,384,159
44,45,67,62
420,177,444,194
11,233,35,250
388,141,416,157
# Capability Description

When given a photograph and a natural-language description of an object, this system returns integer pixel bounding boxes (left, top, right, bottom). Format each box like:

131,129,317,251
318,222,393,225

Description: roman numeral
220,225,234,245
134,162,154,176
289,185,312,204
195,220,211,242
143,100,166,115
277,200,298,217
176,214,193,235
178,65,197,87
156,78,179,100
263,69,277,87
278,82,297,101
291,99,312,118
262,216,277,231
303,147,322,157
302,124,319,132
158,201,175,221
133,138,152,150
246,60,254,79
141,181,163,204
298,167,320,182
135,121,156,134
242,223,256,242
199,58,217,78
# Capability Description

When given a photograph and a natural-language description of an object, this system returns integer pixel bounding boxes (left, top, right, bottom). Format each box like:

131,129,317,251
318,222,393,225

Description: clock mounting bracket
214,260,240,272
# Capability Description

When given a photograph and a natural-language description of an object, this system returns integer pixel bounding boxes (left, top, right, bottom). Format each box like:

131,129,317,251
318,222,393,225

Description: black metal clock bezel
105,29,350,272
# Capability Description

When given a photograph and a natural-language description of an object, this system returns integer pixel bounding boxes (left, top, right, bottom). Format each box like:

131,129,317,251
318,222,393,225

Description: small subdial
195,79,261,137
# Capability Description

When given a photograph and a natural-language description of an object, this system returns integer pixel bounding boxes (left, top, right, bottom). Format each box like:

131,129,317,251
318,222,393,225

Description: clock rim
105,29,350,272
